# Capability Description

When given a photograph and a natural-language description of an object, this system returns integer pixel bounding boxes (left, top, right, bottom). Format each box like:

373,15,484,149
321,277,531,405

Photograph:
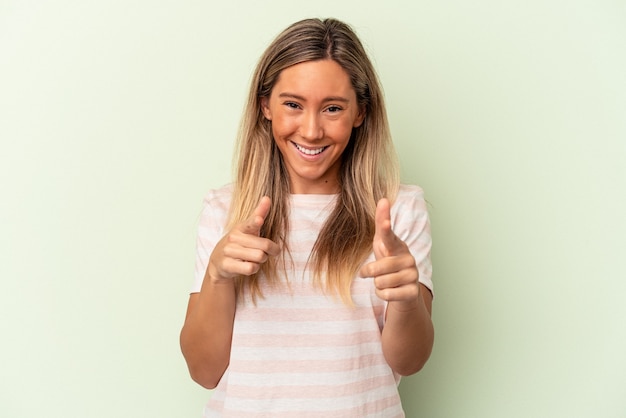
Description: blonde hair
229,18,399,303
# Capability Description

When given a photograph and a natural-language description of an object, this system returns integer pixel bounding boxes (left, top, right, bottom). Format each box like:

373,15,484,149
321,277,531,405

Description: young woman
180,17,434,417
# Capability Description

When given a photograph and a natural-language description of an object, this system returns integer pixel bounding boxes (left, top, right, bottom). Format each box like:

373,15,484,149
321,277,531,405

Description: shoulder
396,184,425,200
201,183,233,213
389,184,430,235
198,184,233,230
391,184,427,214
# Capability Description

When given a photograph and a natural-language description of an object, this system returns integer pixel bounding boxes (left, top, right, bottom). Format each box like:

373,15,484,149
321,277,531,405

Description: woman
180,17,434,417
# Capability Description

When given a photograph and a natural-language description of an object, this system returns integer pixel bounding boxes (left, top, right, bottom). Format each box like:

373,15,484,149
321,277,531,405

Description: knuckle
252,249,267,263
221,259,237,276
241,262,259,276
373,276,383,289
369,266,380,278
260,240,273,253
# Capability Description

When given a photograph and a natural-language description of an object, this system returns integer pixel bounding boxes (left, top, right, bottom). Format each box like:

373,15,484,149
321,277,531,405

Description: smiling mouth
293,142,329,156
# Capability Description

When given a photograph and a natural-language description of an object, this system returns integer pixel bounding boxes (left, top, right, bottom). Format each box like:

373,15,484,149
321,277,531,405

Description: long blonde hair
229,18,399,303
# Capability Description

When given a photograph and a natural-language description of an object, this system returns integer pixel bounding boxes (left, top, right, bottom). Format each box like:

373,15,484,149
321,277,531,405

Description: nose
300,111,323,141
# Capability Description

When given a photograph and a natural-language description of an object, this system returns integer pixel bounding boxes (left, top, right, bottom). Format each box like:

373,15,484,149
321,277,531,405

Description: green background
1,0,625,417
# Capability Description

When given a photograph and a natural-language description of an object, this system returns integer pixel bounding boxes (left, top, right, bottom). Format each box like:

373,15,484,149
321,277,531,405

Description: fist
359,198,420,303
207,196,280,283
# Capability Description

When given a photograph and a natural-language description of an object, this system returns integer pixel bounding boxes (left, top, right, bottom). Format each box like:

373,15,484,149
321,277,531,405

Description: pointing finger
242,196,272,236
374,198,402,258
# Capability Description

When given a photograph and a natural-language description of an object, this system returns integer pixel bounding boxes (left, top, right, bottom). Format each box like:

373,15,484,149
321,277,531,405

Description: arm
382,284,434,375
359,198,434,376
180,197,280,388
180,282,235,389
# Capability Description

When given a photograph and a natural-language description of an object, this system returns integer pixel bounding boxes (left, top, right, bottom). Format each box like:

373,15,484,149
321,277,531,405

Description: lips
292,142,328,156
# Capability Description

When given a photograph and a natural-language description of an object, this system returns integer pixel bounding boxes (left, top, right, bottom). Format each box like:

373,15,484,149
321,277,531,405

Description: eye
284,101,300,109
326,105,342,113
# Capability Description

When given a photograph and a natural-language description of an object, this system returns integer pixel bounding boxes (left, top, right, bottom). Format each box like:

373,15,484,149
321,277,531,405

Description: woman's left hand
359,198,420,307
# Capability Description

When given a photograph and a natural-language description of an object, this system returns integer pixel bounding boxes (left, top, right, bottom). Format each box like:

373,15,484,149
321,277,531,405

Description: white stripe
233,318,379,334
220,385,399,413
231,342,384,361
226,364,394,386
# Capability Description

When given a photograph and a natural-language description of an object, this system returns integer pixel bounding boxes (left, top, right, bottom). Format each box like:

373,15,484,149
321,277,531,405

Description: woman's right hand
206,196,281,283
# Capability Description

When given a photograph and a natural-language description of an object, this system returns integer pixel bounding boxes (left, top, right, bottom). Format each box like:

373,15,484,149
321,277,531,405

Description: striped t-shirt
191,184,433,417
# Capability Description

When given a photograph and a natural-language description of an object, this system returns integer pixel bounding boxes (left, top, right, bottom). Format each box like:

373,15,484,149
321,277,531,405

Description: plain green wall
1,0,625,417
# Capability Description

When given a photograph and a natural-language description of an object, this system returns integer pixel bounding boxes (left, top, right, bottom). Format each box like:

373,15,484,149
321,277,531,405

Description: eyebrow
278,92,350,103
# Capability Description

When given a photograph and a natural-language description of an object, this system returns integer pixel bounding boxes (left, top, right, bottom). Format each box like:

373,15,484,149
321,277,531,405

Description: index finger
374,198,402,256
241,196,272,236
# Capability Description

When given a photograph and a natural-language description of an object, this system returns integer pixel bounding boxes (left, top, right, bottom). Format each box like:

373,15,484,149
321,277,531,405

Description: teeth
294,143,327,155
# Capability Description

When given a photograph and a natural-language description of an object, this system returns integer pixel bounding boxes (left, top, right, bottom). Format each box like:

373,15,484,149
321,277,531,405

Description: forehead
272,60,356,99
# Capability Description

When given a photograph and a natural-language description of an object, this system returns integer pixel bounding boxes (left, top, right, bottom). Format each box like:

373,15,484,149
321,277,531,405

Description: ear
260,97,272,121
353,105,366,128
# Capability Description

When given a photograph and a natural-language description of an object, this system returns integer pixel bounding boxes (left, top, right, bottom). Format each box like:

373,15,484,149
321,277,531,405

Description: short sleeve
190,185,233,293
390,185,434,295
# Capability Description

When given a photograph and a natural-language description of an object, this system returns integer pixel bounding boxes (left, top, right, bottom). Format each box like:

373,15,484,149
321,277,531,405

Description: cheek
330,121,355,141
271,120,294,149
270,114,294,138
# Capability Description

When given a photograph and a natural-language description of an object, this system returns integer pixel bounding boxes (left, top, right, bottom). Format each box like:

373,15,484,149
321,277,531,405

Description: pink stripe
232,330,381,347
251,277,378,297
208,394,403,417
236,306,378,321
227,376,395,399
229,353,386,373
265,275,379,296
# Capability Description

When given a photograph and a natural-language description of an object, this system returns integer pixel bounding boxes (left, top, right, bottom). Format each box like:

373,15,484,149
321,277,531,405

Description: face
261,59,365,194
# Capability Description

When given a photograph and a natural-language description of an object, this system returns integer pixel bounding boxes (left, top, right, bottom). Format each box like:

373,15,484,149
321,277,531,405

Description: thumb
373,198,399,259
242,196,272,236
